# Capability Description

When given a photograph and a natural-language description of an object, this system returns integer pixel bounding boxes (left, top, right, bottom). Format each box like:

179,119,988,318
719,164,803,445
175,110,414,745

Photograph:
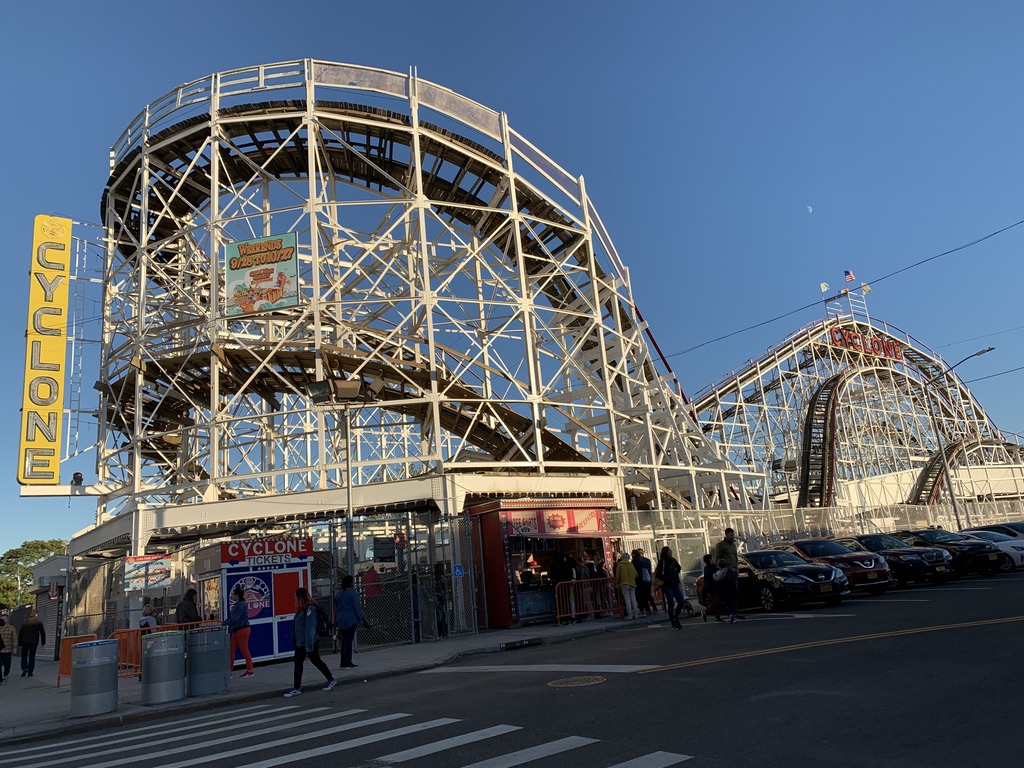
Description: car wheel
759,585,777,612
824,595,842,607
998,554,1015,573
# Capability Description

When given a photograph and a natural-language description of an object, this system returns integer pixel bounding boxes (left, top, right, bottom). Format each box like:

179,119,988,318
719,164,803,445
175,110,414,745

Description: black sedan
833,533,953,586
890,529,1002,576
736,550,850,612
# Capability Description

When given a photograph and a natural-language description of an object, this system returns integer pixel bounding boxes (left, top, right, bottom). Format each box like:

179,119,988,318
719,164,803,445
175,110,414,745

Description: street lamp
921,346,995,529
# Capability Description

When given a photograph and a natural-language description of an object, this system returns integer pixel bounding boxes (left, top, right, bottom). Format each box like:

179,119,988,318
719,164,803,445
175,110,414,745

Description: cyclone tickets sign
221,537,313,567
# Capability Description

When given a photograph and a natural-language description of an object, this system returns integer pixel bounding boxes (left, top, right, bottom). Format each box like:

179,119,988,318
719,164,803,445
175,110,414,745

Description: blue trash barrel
141,630,186,705
186,626,229,696
70,639,119,717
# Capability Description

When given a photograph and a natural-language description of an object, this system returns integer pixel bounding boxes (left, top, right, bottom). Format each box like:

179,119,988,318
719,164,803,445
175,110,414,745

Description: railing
553,578,622,625
108,621,219,679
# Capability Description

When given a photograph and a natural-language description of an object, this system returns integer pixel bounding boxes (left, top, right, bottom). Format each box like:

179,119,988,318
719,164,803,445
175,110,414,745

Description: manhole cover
547,676,606,688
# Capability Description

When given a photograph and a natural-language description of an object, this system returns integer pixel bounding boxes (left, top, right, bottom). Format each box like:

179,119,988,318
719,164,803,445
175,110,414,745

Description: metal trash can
186,626,229,697
141,630,186,705
70,639,119,717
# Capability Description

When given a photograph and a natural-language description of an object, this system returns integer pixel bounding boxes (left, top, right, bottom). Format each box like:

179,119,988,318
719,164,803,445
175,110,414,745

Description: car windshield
799,540,852,556
1000,522,1024,535
745,551,808,568
964,530,1013,542
914,529,967,544
858,534,908,550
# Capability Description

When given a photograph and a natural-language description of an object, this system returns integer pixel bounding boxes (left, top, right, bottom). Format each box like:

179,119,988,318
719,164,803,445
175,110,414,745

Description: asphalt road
8,573,1023,768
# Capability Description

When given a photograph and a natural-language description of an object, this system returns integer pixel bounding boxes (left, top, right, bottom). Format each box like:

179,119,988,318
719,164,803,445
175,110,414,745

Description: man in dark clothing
18,610,46,677
631,548,658,616
174,588,202,624
713,527,743,623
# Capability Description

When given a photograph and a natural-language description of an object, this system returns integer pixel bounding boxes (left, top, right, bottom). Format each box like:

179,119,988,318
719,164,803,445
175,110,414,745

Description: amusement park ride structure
34,60,751,561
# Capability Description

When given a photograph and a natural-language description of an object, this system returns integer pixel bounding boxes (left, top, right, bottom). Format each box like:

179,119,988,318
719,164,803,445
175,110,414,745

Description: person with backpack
334,574,370,669
224,585,254,678
283,587,336,697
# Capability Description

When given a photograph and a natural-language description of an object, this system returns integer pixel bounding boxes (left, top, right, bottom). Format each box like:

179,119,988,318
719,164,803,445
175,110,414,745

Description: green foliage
0,539,68,609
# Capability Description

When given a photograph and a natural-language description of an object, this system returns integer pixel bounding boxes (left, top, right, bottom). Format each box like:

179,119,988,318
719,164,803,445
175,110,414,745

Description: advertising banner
502,508,608,536
19,215,72,484
124,555,173,591
225,233,298,316
220,537,314,567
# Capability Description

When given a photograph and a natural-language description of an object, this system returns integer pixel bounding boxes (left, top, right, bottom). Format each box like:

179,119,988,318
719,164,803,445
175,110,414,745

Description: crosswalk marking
230,718,460,768
28,706,330,768
78,711,397,768
423,664,657,674
607,751,694,767
375,724,523,762
0,704,278,761
458,735,599,768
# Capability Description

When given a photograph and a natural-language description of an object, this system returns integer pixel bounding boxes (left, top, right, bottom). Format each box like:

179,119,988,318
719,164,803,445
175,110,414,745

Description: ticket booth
195,537,313,663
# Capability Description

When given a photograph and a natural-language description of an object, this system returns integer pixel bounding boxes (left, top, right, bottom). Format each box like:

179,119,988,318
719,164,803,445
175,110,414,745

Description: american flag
844,270,855,283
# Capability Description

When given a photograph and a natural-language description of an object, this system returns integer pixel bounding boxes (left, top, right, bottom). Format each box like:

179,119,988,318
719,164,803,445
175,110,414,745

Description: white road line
15,706,328,767
0,704,277,760
224,718,459,768
375,724,522,762
853,599,930,602
458,735,599,768
76,711,397,768
421,664,656,674
607,751,695,767
749,613,857,620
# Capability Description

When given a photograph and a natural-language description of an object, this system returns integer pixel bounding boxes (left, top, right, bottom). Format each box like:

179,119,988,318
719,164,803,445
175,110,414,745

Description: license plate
936,565,946,571
989,554,998,560
867,572,877,579
820,585,832,592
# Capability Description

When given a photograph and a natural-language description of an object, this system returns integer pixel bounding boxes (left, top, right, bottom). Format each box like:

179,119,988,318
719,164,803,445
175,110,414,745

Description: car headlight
942,550,953,561
832,568,845,580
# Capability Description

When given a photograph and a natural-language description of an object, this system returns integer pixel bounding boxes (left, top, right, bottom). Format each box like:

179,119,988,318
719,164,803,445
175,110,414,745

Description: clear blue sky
2,1,1022,553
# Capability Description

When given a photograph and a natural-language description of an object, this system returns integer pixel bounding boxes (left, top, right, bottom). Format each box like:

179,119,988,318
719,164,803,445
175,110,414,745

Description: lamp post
922,346,994,530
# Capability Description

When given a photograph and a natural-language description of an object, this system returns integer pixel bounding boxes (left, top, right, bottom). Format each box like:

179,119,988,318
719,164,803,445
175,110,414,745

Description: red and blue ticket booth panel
197,537,313,664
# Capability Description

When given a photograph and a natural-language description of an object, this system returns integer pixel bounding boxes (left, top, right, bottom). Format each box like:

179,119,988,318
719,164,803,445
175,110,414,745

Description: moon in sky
807,205,813,214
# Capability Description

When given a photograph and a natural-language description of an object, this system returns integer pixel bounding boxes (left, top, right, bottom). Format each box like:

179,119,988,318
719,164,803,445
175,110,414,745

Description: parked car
890,529,1002,576
774,539,894,594
833,533,953,586
958,529,1024,572
960,522,1024,541
736,550,850,612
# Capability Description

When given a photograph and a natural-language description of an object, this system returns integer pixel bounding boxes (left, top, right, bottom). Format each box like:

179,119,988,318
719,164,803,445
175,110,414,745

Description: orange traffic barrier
109,621,219,679
56,634,99,686
553,578,622,625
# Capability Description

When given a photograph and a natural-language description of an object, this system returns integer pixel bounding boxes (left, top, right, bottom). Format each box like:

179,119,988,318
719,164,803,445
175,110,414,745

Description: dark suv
890,529,1001,576
833,533,952,586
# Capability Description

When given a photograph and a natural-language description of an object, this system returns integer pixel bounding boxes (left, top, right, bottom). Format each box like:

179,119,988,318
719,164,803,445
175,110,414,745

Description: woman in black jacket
656,546,686,630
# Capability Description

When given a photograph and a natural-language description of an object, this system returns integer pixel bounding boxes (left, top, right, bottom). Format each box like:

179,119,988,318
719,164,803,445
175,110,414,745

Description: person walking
0,612,15,683
656,546,686,630
138,605,159,633
713,527,743,623
632,548,658,616
283,587,336,697
174,588,202,625
700,553,724,623
334,575,370,669
224,585,255,678
18,609,46,677
614,552,639,619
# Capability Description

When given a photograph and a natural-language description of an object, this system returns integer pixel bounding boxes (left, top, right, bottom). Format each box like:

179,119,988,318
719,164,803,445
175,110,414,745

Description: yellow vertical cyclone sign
19,215,72,484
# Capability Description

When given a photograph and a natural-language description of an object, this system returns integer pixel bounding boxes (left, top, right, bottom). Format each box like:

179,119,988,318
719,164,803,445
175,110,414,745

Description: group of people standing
700,527,743,624
0,610,46,681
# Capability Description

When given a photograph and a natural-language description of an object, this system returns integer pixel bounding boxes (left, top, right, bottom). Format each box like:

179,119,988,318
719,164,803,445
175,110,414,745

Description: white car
960,529,1024,572
962,522,1024,540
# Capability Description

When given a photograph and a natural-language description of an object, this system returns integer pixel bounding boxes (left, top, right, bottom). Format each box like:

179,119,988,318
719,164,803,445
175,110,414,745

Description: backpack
314,603,332,639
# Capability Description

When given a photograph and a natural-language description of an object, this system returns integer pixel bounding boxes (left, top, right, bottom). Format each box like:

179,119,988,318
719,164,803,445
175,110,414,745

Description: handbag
651,575,664,592
713,567,729,582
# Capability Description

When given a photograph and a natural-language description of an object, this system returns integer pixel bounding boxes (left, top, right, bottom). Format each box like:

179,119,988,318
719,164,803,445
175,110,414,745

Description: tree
0,539,68,609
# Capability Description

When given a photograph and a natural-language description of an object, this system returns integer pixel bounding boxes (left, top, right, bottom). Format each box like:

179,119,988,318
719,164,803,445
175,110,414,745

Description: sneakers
729,615,737,624
323,679,337,691
240,670,255,678
283,688,302,697
342,663,358,669
701,611,708,623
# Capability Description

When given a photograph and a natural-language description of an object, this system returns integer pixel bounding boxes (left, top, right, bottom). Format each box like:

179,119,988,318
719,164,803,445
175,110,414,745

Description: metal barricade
186,626,229,697
141,631,186,705
553,578,622,625
58,634,98,686
70,639,119,717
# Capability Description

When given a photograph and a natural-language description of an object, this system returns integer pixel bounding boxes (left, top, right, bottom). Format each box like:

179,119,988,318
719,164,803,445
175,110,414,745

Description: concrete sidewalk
0,613,671,745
